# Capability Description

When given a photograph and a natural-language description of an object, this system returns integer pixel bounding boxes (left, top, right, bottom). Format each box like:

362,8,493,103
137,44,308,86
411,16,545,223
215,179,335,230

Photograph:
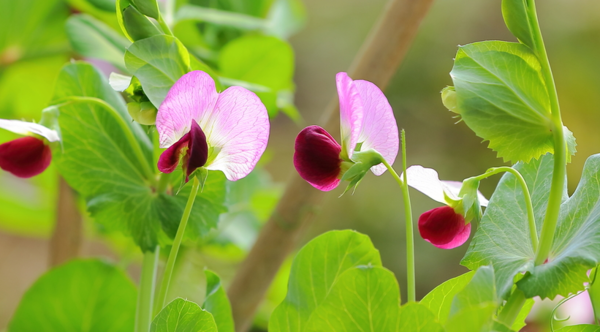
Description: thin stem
135,246,160,332
472,166,538,251
382,129,415,303
497,288,527,327
526,0,566,266
54,97,157,186
155,176,200,311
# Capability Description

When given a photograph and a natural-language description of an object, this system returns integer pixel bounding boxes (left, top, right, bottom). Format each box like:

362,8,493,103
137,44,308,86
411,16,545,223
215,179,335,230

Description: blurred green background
1,0,600,330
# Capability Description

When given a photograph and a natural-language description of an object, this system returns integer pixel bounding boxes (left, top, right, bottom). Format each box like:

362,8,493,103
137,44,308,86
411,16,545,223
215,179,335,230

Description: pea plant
2,0,600,331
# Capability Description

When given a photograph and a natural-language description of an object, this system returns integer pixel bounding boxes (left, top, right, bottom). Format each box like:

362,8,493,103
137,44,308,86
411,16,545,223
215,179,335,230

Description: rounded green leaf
421,271,475,324
304,266,401,332
450,41,556,163
202,270,234,332
269,230,382,332
151,298,217,332
8,259,136,332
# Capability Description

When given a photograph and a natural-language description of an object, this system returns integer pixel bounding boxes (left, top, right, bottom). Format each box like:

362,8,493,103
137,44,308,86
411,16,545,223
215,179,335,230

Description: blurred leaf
557,326,600,332
66,14,131,72
175,5,266,30
420,271,475,324
151,298,217,332
512,298,534,331
502,0,534,48
462,154,557,299
0,0,69,62
125,35,219,108
264,0,307,39
202,270,235,332
219,35,294,117
8,259,136,332
269,230,382,332
303,266,402,331
450,41,575,163
123,5,163,41
397,303,445,332
444,266,498,332
67,0,120,30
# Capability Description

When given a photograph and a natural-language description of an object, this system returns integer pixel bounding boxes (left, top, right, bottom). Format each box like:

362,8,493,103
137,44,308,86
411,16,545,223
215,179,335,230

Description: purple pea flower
156,71,269,182
294,72,399,191
0,120,59,178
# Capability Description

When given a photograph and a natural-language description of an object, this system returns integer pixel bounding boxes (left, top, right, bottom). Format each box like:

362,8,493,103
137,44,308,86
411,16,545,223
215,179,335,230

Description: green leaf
175,5,267,30
125,35,219,108
269,230,382,332
557,326,600,332
219,35,294,117
518,153,600,298
122,5,163,41
303,265,401,332
66,14,131,72
132,0,159,19
420,271,475,324
462,153,559,299
589,268,600,324
66,0,120,30
8,259,136,332
397,303,445,332
202,270,235,332
151,298,217,332
512,298,534,331
502,0,534,48
451,41,559,163
116,0,134,41
444,266,498,332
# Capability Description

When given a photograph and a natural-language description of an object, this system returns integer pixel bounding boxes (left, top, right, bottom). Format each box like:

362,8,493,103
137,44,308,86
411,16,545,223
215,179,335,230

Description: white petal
404,165,448,204
0,119,59,142
109,72,132,92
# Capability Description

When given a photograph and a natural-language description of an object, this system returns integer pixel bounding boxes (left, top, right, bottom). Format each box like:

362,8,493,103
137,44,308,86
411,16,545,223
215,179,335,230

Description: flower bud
0,136,52,178
294,125,342,191
418,206,471,249
128,101,157,125
441,86,460,114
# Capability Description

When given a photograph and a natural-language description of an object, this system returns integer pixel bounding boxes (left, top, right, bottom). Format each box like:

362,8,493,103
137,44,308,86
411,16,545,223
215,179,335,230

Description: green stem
472,166,538,251
526,0,566,266
54,97,157,186
382,129,415,303
155,176,200,311
135,246,159,332
497,288,527,327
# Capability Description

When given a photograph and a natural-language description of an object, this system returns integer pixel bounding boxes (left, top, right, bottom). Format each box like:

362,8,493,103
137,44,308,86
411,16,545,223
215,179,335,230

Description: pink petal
353,80,398,175
418,206,471,249
202,86,269,181
294,125,342,191
0,119,59,142
0,136,52,178
336,72,363,159
156,71,219,148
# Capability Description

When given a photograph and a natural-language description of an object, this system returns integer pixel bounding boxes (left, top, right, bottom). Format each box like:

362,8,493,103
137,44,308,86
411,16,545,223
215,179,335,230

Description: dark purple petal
158,133,190,174
294,125,342,191
184,120,208,182
0,136,51,178
418,206,471,249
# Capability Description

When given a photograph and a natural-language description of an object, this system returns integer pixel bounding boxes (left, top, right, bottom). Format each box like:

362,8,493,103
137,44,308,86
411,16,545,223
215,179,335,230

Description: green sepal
339,150,385,195
192,167,209,193
458,177,483,223
131,0,159,20
122,5,162,41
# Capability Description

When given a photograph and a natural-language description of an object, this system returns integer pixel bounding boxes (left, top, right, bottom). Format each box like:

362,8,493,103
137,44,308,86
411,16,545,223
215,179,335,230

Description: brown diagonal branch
227,0,436,330
49,176,82,267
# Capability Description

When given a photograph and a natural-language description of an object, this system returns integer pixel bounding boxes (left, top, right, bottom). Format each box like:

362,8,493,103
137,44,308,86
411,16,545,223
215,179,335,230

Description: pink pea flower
294,72,399,191
0,119,59,178
403,165,488,249
156,71,269,182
